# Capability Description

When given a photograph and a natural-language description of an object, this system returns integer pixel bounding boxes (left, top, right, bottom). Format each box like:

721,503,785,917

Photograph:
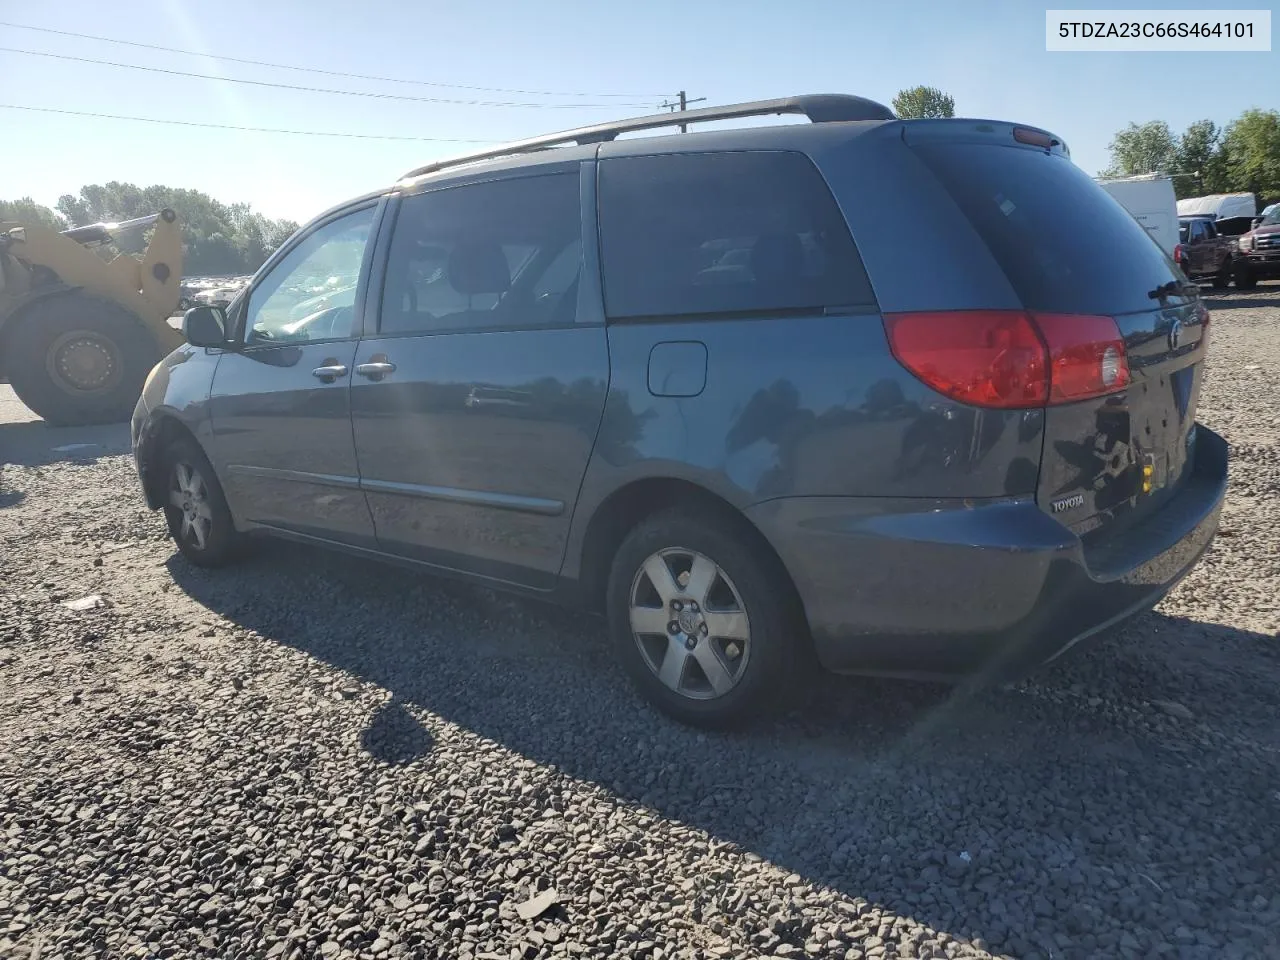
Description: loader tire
6,295,162,426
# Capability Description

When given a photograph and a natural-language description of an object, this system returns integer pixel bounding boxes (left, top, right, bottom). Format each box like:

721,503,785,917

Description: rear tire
161,435,243,568
5,294,161,426
606,507,804,728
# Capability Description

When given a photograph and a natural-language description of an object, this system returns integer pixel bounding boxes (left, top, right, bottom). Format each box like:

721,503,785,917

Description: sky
1,0,1276,225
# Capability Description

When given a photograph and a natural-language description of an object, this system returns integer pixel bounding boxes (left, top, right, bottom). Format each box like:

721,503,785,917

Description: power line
0,21,670,99
0,47,661,109
0,103,497,142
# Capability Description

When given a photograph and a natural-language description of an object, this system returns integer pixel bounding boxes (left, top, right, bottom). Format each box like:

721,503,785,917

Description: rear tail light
883,310,1131,409
1173,243,1184,266
1033,313,1131,403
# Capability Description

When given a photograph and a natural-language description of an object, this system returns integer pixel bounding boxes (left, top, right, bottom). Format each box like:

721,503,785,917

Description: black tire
160,435,243,568
606,507,805,728
1211,260,1231,289
5,294,161,426
1233,262,1258,290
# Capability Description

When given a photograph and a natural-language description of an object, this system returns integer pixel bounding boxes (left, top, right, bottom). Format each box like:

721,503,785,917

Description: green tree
1221,109,1280,206
1102,121,1179,178
0,197,63,228
1173,120,1230,198
891,86,955,119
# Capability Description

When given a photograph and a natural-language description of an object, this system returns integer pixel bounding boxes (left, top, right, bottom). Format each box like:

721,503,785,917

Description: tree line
1,184,299,277
1103,110,1280,203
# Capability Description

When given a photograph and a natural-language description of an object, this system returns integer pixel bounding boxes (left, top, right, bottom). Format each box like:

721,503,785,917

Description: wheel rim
629,547,751,701
46,331,123,393
169,461,214,551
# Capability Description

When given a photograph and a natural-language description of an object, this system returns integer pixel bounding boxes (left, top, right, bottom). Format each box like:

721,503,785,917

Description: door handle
355,356,396,381
311,362,348,383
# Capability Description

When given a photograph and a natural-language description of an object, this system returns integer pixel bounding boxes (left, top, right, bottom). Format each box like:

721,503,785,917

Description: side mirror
183,305,228,348
1252,218,1263,229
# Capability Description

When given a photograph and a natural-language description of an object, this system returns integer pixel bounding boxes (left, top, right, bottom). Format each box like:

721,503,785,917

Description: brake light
883,310,1130,409
1013,127,1059,149
1033,313,1130,403
1173,242,1184,265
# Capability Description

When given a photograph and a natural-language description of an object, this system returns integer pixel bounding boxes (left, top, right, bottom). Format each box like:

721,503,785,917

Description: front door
1187,219,1211,276
208,204,379,545
350,169,609,589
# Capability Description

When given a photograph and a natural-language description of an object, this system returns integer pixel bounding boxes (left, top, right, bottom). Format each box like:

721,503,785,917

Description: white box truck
1176,193,1256,220
1095,175,1180,260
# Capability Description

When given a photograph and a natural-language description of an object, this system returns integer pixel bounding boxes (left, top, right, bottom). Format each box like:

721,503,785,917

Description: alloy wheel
628,548,751,700
169,461,214,551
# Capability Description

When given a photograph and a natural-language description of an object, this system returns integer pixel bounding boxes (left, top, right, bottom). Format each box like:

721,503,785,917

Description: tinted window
244,206,374,343
598,151,874,319
915,144,1184,315
381,173,581,334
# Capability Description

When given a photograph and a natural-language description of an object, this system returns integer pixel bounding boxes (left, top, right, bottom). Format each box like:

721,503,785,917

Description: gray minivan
133,95,1226,726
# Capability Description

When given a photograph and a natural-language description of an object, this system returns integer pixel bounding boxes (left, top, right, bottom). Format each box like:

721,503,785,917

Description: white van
1095,175,1179,258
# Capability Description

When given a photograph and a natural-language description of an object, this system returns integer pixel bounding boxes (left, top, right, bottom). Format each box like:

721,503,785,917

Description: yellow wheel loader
0,209,184,426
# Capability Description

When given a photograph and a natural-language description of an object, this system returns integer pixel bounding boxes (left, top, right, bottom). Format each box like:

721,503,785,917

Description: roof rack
400,94,896,181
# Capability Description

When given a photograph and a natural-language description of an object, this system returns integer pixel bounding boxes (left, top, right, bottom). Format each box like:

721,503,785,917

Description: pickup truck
1178,215,1237,287
1233,205,1280,289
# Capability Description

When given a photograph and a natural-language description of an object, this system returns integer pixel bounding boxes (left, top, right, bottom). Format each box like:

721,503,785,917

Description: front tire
1233,262,1258,290
161,435,243,567
606,508,804,728
6,294,161,426
1212,261,1231,289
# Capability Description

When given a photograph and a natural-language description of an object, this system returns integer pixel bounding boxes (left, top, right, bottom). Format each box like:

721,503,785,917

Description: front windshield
1261,208,1280,226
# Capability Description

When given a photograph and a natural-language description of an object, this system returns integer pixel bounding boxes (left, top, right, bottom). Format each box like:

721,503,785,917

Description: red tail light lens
883,310,1048,408
1173,242,1184,265
1032,312,1130,403
884,310,1130,409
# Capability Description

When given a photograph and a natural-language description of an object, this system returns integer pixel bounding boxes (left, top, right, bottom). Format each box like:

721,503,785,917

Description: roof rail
400,94,896,180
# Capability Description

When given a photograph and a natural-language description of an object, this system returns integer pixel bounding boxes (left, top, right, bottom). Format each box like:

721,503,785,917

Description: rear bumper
747,426,1228,681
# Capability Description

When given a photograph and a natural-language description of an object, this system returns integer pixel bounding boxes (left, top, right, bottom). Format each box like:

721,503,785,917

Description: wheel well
140,414,199,508
577,478,809,629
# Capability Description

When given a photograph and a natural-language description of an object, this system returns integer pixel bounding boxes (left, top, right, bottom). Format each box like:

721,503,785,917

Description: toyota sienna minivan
132,95,1227,726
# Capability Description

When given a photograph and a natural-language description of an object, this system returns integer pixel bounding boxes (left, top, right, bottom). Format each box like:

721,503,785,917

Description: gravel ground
2,288,1279,960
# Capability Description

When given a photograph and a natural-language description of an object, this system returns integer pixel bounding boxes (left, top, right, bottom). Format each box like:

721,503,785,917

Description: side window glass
380,173,581,335
598,151,875,320
244,207,375,344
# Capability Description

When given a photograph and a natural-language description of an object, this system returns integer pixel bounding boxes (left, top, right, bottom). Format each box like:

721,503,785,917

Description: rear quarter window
598,151,875,320
914,144,1184,316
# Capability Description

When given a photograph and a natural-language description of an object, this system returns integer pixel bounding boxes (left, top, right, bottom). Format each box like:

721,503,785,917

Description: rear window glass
598,151,875,319
915,144,1184,315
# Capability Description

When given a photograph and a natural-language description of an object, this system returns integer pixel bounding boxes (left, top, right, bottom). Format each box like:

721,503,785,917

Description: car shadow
167,542,1280,956
1201,286,1280,311
0,419,132,468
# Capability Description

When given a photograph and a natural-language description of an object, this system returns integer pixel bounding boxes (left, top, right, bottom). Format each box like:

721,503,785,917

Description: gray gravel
2,287,1279,960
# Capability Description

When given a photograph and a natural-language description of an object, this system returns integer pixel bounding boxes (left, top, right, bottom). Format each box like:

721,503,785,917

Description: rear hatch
909,130,1208,545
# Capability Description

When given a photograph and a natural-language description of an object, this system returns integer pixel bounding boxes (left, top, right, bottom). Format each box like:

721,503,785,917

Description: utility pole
660,90,707,132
